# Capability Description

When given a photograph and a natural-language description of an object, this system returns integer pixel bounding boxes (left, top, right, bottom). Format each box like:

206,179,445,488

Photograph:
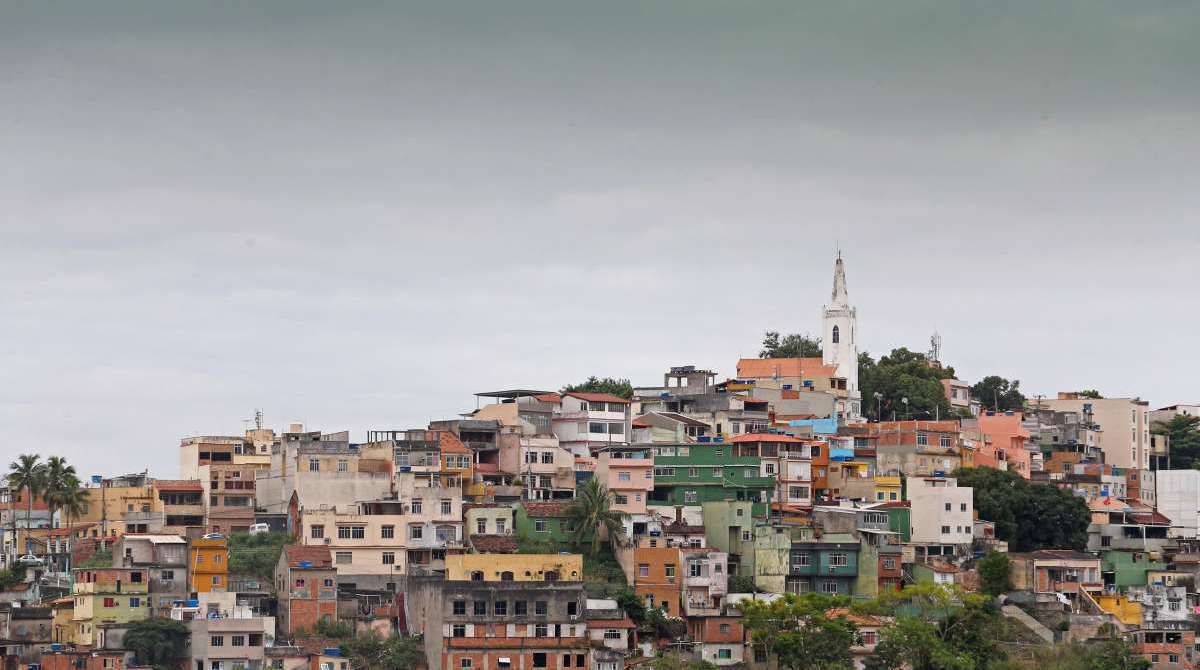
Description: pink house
595,446,654,515
976,411,1032,478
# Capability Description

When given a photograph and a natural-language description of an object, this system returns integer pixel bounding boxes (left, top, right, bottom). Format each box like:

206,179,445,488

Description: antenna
255,409,264,430
927,331,942,364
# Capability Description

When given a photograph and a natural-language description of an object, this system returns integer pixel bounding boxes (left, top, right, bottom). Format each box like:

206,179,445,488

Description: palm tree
56,487,90,573
43,456,80,529
565,479,629,556
7,454,45,561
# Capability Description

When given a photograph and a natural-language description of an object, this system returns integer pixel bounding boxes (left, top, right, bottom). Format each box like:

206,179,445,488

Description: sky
2,2,1198,477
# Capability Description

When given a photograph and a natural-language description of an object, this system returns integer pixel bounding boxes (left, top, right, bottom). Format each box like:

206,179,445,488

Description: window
535,601,548,615
567,601,578,616
451,624,466,638
945,503,952,511
764,463,776,475
655,468,675,477
618,471,631,482
562,655,572,668
474,601,487,616
639,564,649,577
461,660,473,669
130,597,141,608
338,526,366,539
382,552,395,565
688,468,699,478
309,458,320,471
453,601,466,615
232,635,245,647
742,530,752,541
821,581,838,594
337,459,348,472
736,508,744,517
940,435,952,448
731,421,741,434
883,558,896,570
496,519,506,534
441,500,453,515
689,562,703,577
589,422,606,434
609,423,624,435
917,433,928,446
861,631,878,645
476,518,487,534
960,503,967,512
311,525,325,539
410,525,423,540
534,624,549,638
211,635,225,647
645,470,653,479
941,526,951,534
161,570,174,580
494,601,508,615
541,452,554,464
665,565,676,582
103,597,115,608
382,525,395,539
515,601,527,616
535,520,548,533
335,552,352,564
718,649,732,660
684,490,698,503
744,468,755,478
614,494,629,505
712,467,723,477
411,499,422,514
604,629,622,640
719,623,730,633
829,553,848,567
525,450,537,464
793,554,811,567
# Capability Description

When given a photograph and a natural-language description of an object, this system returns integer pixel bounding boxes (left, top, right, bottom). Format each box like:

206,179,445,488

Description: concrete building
681,549,729,618
70,567,150,646
975,411,1032,478
406,554,589,670
906,476,973,556
255,428,393,521
595,447,654,519
275,544,338,637
871,421,962,479
732,434,814,509
394,475,465,574
633,547,682,615
1009,550,1102,611
1040,394,1152,470
296,499,408,590
190,535,229,594
1155,470,1200,538
554,392,632,456
153,480,206,538
113,535,188,615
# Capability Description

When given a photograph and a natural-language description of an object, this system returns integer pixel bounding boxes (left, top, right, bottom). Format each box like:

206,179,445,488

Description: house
595,447,654,538
296,499,408,591
471,391,575,500
187,612,273,670
190,534,230,593
732,434,814,509
975,411,1033,478
464,504,514,538
70,567,150,646
554,392,632,455
633,547,683,615
515,503,574,546
871,421,962,479
681,549,729,617
406,554,589,670
153,479,206,538
786,535,859,596
584,598,634,656
1009,550,1102,611
1039,395,1152,470
630,411,711,444
113,534,188,615
649,443,774,516
905,476,973,558
275,545,338,637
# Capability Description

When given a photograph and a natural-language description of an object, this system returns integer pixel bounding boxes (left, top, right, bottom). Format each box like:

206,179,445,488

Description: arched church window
831,325,840,344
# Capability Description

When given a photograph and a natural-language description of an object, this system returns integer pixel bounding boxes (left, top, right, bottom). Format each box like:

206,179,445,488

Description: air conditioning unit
323,538,331,545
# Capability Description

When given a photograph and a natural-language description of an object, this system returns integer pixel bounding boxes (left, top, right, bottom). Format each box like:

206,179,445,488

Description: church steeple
831,251,849,308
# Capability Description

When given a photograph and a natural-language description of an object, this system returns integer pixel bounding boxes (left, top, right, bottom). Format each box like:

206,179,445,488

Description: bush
729,574,757,593
228,531,292,580
124,618,189,670
79,548,113,569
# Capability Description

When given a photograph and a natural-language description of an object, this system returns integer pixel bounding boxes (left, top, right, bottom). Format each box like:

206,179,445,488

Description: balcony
684,599,721,617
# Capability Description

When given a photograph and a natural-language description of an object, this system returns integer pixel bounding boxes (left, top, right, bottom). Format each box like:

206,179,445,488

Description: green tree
977,551,1013,597
55,486,90,570
953,467,1089,551
228,531,292,579
42,456,80,529
1153,414,1200,469
611,587,648,625
563,377,634,399
859,348,955,421
341,631,427,670
124,617,190,670
970,376,1026,413
1076,389,1104,400
739,593,857,670
864,583,1007,670
565,479,629,555
650,653,719,670
760,331,823,358
1024,639,1149,670
729,574,757,593
7,454,45,560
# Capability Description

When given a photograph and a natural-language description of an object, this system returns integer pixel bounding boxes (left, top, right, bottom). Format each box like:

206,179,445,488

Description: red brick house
276,544,338,637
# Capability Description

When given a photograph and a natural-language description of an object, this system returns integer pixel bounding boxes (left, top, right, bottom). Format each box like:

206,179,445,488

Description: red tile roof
588,616,636,628
564,392,630,404
470,534,519,553
154,479,204,492
535,393,563,404
522,502,571,518
283,544,333,569
731,433,803,444
437,431,472,455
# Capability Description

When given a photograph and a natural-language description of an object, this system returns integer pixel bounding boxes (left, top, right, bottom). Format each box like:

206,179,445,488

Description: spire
830,251,849,308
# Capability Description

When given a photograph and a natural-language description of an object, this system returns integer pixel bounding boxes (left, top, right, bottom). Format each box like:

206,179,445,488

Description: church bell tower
822,252,861,421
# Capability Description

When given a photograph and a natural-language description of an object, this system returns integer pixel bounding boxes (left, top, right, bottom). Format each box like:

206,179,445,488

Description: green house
1101,550,1167,590
649,443,775,515
785,534,860,596
515,502,574,546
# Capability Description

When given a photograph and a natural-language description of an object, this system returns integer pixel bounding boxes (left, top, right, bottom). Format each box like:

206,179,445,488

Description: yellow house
873,474,902,502
72,567,151,646
190,535,230,593
77,474,164,536
445,553,583,582
50,596,75,644
1095,594,1143,627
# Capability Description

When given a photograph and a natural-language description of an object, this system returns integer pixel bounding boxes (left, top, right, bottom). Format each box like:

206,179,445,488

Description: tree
228,531,292,579
56,486,90,571
341,631,427,670
1076,389,1104,400
124,617,189,670
80,547,113,569
970,376,1026,413
859,348,955,421
565,480,629,555
7,454,45,560
611,587,648,625
650,653,719,670
978,551,1013,597
760,331,822,358
739,593,857,670
1024,639,1149,670
953,467,1089,551
42,456,80,529
563,377,634,399
729,574,757,593
1153,414,1200,469
865,583,1007,670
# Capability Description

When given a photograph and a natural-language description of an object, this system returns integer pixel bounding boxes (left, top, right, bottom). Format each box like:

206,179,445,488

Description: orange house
189,535,229,593
976,412,1031,478
633,547,682,616
810,439,831,498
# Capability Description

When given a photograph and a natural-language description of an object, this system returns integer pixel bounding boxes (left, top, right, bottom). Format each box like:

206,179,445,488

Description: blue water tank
298,561,312,569
324,648,342,657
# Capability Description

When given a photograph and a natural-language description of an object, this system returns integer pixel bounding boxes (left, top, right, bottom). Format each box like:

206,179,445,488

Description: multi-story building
515,502,575,546
76,473,161,539
275,544,338,637
255,428,392,519
906,476,973,557
553,392,632,456
940,379,974,414
1009,550,1102,611
190,534,230,593
630,411,712,444
153,480,206,538
786,535,860,596
113,534,188,615
823,433,877,502
187,613,273,670
71,567,150,646
975,411,1033,478
1156,470,1200,538
689,609,745,667
632,547,682,615
648,443,774,516
732,434,814,509
465,503,514,538
394,474,465,574
296,499,407,591
1040,394,1152,470
681,549,729,617
407,554,589,670
871,421,962,479
595,447,654,537
200,463,261,534
180,436,248,480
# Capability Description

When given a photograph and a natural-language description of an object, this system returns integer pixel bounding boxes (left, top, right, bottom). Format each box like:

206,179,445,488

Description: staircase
1001,605,1056,644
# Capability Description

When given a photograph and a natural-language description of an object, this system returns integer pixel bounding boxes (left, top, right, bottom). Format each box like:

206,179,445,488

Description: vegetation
1153,414,1200,469
565,479,629,555
859,348,954,421
1075,389,1104,400
228,531,292,579
642,606,687,639
7,454,45,558
649,653,719,670
309,618,354,639
124,617,190,670
562,376,634,399
79,547,114,569
1019,639,1149,670
583,543,627,587
862,583,1007,670
340,630,427,670
971,376,1027,413
0,565,26,590
740,593,857,670
760,331,823,358
42,456,80,529
611,586,648,625
953,467,1089,551
978,551,1013,597
729,574,757,593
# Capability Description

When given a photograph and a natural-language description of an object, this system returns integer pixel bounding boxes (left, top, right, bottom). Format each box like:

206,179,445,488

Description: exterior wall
633,547,683,615
651,444,773,515
71,568,151,646
702,501,755,557
907,477,973,547
976,412,1032,478
299,507,409,579
190,536,230,593
1156,470,1200,538
275,558,338,636
466,506,514,537
596,452,654,516
445,554,584,582
200,463,262,533
1042,397,1150,470
189,617,272,668
515,507,573,545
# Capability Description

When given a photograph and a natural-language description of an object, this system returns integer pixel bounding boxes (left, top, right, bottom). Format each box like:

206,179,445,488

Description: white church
822,252,863,421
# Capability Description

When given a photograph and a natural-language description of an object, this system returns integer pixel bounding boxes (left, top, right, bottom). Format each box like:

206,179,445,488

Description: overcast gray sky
2,2,1198,477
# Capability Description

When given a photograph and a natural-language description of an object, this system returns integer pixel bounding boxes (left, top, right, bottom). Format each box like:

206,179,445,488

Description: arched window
831,325,840,344
471,571,484,581
500,571,514,581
